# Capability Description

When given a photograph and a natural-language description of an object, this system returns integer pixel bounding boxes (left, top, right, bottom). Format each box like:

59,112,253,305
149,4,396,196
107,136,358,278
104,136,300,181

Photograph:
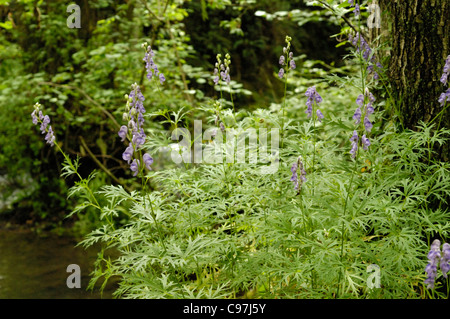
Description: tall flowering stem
31,103,113,228
338,5,378,296
213,53,236,123
304,86,324,196
278,35,296,147
118,45,168,252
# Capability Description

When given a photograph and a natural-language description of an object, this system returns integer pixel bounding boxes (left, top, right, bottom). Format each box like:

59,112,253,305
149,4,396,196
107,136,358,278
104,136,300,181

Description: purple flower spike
440,55,450,85
425,239,442,289
290,156,306,192
31,103,56,148
305,86,323,120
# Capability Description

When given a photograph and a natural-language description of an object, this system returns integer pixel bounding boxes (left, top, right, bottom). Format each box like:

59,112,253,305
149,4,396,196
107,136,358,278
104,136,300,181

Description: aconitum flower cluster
349,32,371,61
31,102,55,147
349,32,383,80
119,83,154,176
305,86,324,122
214,53,231,85
438,89,450,106
424,239,450,289
440,55,450,86
349,130,359,158
438,55,450,106
143,43,166,85
278,35,296,80
290,156,306,192
350,89,375,157
347,1,359,17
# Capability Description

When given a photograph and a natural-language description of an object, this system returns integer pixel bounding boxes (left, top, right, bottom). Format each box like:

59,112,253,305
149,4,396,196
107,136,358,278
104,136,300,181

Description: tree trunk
378,0,449,160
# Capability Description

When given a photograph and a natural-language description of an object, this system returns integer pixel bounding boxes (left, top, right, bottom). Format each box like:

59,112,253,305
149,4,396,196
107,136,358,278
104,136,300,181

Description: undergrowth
30,1,450,299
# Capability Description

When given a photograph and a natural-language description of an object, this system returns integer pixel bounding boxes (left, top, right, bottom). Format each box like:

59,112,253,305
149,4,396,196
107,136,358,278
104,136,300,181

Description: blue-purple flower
290,162,298,190
440,55,450,86
364,116,373,132
159,73,166,85
425,239,442,289
361,134,370,150
122,145,133,164
350,130,359,158
278,35,295,78
441,243,450,279
353,107,362,124
143,153,154,170
119,81,156,176
438,88,450,106
143,44,165,84
290,156,306,192
356,94,364,107
305,86,323,120
354,3,360,16
130,159,140,177
45,126,55,146
40,115,50,133
278,68,285,79
349,32,372,63
132,129,146,149
118,125,128,142
31,103,56,147
213,53,232,85
213,68,219,85
316,109,324,122
290,59,296,70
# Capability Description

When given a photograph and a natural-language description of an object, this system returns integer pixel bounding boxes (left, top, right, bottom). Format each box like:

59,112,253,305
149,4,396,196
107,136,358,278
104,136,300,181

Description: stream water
0,227,115,299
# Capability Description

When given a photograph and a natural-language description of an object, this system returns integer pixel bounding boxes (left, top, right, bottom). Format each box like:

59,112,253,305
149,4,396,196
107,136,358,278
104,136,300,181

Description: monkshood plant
32,13,450,299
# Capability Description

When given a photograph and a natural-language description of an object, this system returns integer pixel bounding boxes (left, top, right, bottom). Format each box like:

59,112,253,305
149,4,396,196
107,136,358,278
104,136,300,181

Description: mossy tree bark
378,0,449,160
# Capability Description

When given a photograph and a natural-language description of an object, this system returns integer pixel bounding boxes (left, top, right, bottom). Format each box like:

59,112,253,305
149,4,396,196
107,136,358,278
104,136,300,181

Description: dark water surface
0,228,114,299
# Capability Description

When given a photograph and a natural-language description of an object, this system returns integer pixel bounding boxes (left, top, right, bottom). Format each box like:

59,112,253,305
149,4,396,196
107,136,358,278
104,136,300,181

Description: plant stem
336,154,358,298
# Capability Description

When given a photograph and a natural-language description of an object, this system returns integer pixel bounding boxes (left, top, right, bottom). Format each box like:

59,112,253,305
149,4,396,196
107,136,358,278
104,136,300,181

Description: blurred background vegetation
0,0,352,234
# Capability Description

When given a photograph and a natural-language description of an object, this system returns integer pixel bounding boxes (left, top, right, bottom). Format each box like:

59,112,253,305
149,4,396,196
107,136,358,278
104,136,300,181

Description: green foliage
57,32,449,297
3,0,449,299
